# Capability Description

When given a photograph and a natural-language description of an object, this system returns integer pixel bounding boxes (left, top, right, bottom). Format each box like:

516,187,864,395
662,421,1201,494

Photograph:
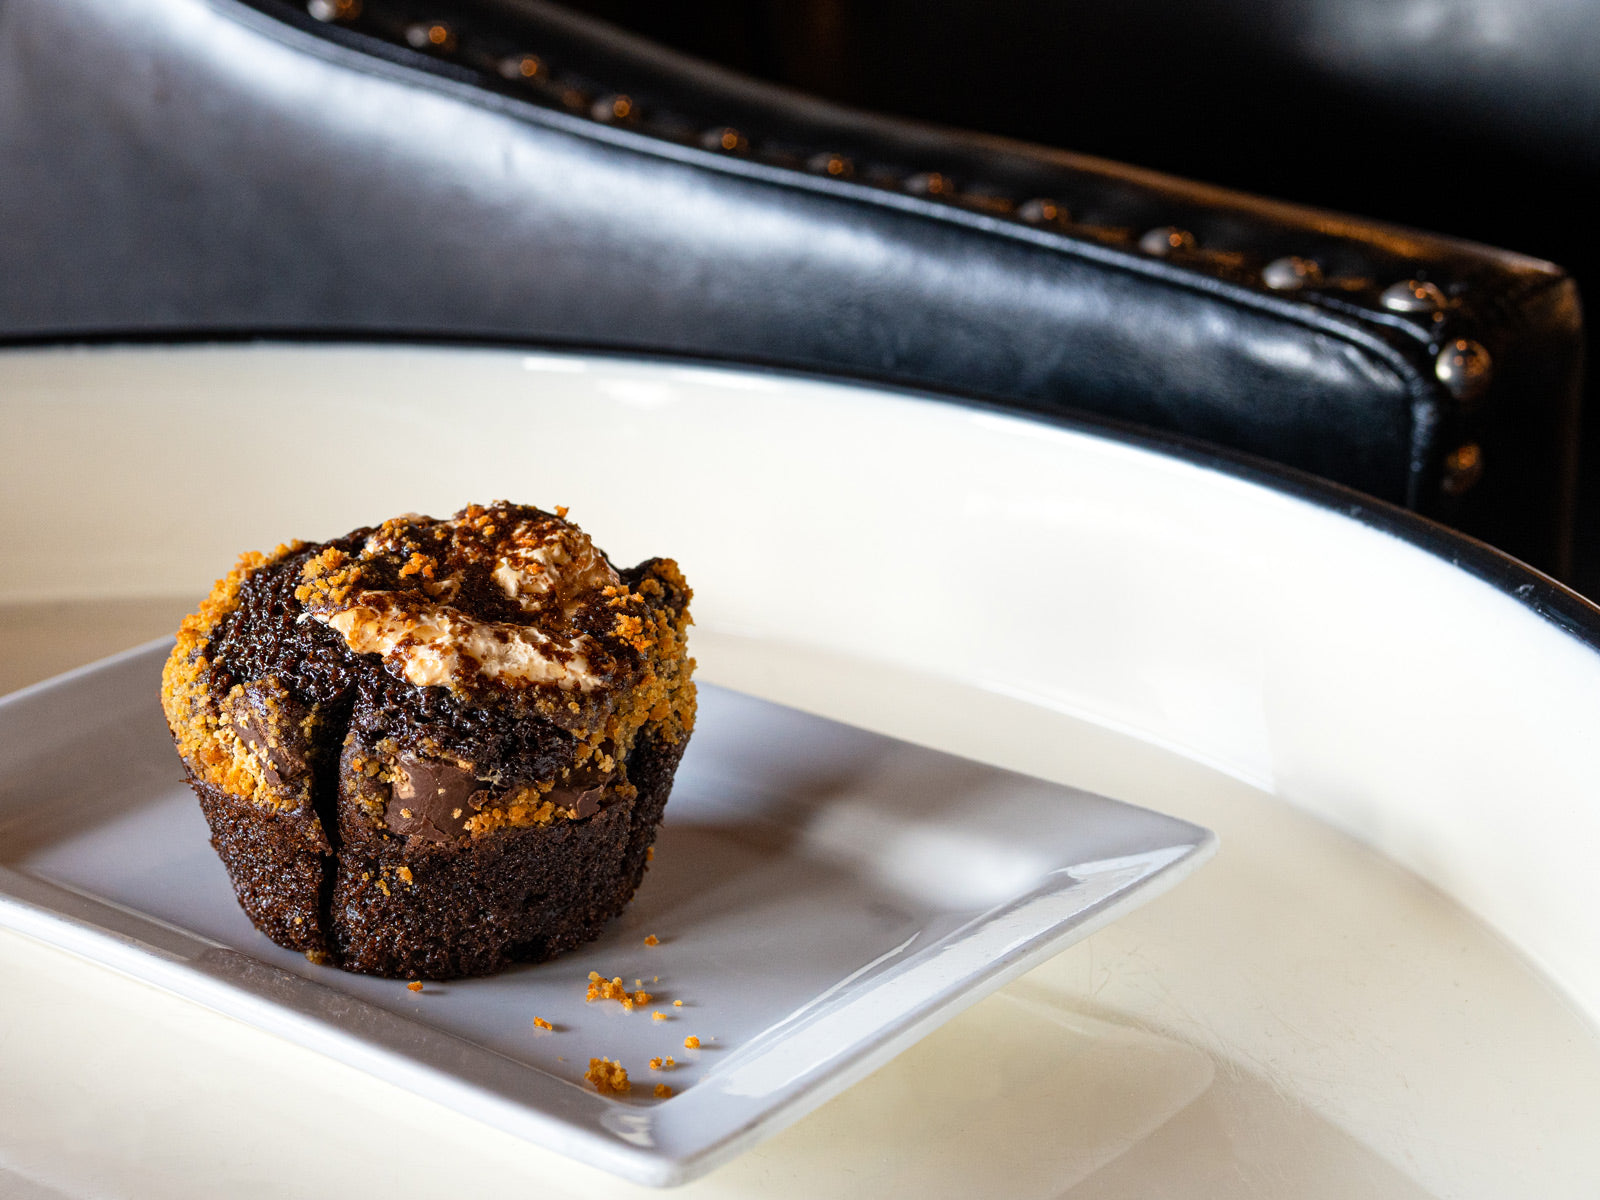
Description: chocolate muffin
161,502,695,979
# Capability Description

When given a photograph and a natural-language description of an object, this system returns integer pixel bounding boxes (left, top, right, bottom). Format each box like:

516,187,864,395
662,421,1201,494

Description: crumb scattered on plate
533,1017,554,1031
654,1083,673,1098
587,971,652,1010
684,1036,700,1049
406,981,423,992
644,934,659,946
586,1058,630,1095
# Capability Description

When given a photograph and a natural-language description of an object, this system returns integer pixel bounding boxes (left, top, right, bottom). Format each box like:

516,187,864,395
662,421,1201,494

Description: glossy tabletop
3,345,1598,1197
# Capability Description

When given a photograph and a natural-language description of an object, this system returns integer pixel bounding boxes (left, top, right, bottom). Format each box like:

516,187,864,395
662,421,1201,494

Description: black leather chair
564,0,1600,589
0,0,1586,581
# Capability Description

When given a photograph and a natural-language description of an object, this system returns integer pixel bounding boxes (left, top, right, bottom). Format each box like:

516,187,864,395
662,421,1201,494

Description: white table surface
5,345,1599,1198
3,610,1596,1199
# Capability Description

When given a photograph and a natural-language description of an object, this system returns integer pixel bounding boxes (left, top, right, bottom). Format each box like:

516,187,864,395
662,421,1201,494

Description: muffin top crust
161,502,695,829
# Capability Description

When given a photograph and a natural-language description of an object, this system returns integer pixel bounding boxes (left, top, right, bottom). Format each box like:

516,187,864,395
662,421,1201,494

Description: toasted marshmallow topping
303,504,621,692
324,602,600,690
487,516,619,613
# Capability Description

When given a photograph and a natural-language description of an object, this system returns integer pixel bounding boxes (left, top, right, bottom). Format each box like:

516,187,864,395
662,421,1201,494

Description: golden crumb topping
463,778,626,838
160,542,307,813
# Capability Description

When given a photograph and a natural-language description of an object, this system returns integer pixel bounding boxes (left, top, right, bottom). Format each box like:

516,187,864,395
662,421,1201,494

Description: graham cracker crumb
463,781,579,837
407,981,423,992
586,971,651,1010
673,999,683,1007
585,1058,630,1095
652,1012,668,1021
644,934,659,947
683,1036,700,1049
533,1017,554,1031
654,1084,673,1098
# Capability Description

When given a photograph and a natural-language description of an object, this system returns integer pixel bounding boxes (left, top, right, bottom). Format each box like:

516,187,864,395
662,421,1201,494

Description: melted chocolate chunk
225,679,308,788
387,754,479,843
548,784,605,819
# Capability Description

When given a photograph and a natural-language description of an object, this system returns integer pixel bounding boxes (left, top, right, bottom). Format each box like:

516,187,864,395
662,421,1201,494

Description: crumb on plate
586,971,652,1010
585,1058,630,1095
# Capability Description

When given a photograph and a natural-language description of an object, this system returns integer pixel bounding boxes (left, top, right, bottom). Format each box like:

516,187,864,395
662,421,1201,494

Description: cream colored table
4,345,1598,1198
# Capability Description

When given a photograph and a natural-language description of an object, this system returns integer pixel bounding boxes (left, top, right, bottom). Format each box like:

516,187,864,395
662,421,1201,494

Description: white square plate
0,642,1214,1186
